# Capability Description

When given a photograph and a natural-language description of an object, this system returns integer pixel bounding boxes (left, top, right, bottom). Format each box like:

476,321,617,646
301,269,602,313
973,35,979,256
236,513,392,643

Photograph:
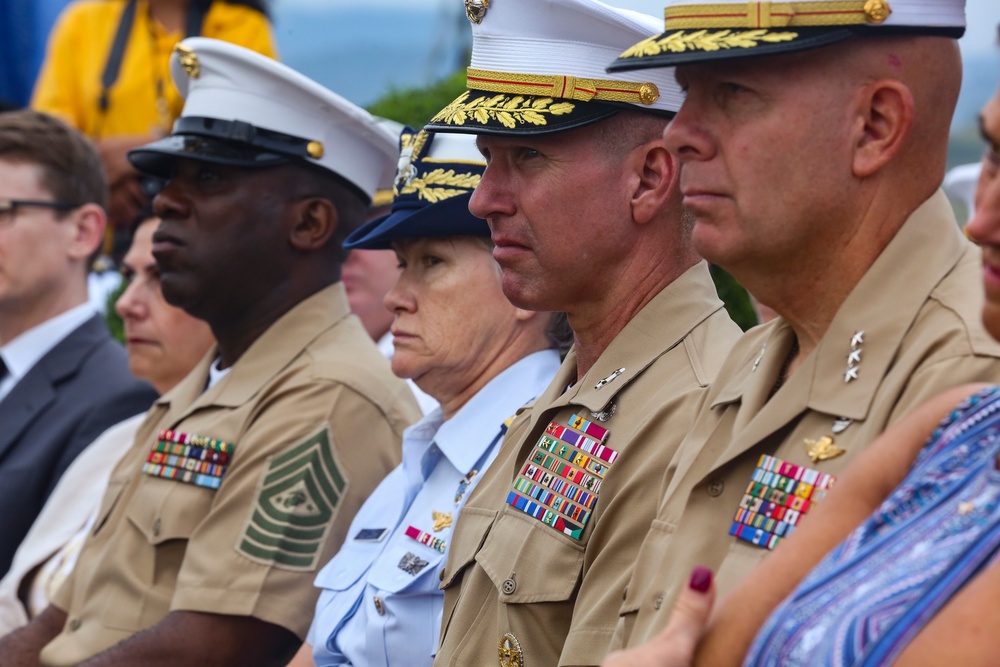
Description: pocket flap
125,479,213,544
439,507,496,589
477,511,584,604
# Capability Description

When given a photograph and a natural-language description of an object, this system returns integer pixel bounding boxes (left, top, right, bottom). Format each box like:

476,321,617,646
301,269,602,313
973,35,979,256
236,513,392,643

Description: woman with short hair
289,128,565,667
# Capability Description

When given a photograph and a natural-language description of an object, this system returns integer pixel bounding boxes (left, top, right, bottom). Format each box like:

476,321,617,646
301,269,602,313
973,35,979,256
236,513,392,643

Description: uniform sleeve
558,389,708,666
206,5,279,60
169,381,402,640
31,2,90,130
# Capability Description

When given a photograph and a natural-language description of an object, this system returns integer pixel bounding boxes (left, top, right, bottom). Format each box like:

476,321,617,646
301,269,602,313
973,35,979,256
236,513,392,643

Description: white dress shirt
0,303,96,402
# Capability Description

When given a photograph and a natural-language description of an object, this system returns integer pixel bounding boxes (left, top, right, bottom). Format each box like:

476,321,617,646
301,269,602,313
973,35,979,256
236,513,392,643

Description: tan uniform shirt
40,284,421,666
433,263,741,667
615,191,1000,649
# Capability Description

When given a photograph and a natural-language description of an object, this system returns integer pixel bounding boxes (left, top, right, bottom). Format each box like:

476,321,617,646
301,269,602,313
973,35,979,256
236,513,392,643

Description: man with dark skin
0,38,418,667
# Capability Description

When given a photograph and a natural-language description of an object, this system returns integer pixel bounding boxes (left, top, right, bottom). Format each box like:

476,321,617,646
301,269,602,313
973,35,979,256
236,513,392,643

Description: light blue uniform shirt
308,350,561,667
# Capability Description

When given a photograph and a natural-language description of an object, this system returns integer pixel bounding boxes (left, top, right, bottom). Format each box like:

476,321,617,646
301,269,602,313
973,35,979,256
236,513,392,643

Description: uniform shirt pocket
477,511,584,604
439,507,497,590
100,479,213,631
310,539,382,654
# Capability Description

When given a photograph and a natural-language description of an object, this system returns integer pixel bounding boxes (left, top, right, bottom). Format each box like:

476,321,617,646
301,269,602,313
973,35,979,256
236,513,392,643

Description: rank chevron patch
237,426,348,571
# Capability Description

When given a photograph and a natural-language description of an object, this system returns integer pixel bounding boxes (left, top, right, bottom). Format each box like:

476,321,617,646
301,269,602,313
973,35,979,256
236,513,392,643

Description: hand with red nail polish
601,566,716,667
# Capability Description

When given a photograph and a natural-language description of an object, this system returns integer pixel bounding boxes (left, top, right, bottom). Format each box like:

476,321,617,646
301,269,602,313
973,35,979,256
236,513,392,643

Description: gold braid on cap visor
620,0,891,58
664,0,891,28
465,68,661,106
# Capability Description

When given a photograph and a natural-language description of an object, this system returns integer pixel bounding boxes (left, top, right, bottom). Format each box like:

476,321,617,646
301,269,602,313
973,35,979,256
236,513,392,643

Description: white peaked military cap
129,37,398,203
609,0,965,71
425,0,684,135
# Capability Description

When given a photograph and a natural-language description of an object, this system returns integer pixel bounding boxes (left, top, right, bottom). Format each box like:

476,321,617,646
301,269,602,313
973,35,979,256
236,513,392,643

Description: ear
852,80,914,179
289,198,338,251
629,138,679,226
66,203,106,262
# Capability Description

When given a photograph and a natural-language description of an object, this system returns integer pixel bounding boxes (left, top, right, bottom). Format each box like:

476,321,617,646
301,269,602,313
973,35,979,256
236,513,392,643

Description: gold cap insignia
175,44,200,79
306,141,325,159
863,0,891,23
466,0,489,24
394,130,428,193
805,435,846,463
498,633,523,667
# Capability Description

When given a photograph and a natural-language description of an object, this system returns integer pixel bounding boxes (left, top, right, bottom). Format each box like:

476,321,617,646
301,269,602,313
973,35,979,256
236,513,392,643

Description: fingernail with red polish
689,566,712,593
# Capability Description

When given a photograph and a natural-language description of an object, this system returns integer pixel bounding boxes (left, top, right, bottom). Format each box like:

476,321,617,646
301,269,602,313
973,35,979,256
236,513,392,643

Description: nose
152,177,189,220
663,96,715,164
383,270,416,315
469,164,516,223
966,164,1000,246
115,277,148,322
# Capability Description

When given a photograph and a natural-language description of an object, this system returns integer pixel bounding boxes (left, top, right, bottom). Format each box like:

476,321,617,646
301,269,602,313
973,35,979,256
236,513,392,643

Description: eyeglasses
0,198,83,224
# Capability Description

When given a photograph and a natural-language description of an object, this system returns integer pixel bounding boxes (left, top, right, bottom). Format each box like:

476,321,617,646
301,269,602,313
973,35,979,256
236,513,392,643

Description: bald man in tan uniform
421,1,741,665
604,0,1000,652
0,39,420,667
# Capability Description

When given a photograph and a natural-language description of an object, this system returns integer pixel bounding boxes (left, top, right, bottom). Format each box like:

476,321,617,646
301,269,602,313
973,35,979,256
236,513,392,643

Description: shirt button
501,578,517,595
68,619,82,631
653,594,664,610
707,479,725,497
373,596,385,616
152,518,162,537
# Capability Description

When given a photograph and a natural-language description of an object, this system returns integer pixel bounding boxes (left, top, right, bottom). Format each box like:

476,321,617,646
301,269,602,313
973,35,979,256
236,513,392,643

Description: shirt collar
712,190,970,421
404,349,562,476
1,302,96,382
561,261,725,413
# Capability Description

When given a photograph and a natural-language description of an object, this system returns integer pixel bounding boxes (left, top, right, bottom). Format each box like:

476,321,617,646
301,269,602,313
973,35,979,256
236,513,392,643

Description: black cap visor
608,24,964,71
343,193,488,250
128,134,290,178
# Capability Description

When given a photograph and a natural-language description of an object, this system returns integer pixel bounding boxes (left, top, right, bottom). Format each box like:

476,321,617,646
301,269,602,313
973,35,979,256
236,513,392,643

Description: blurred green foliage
710,264,758,331
366,70,468,129
105,277,127,344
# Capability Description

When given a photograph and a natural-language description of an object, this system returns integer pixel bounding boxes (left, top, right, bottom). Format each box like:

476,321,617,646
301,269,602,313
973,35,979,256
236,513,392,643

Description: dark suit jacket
0,314,157,576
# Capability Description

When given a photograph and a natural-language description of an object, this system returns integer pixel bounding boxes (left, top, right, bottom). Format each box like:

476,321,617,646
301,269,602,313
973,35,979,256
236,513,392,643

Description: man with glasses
0,110,156,579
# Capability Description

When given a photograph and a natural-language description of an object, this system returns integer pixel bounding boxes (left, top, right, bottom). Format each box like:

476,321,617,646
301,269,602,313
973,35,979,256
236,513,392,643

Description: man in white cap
0,38,420,666
421,1,741,665
603,0,1000,652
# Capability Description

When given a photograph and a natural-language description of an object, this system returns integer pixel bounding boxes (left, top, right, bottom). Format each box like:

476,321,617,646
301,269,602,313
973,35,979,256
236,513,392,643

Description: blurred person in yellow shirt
32,0,276,237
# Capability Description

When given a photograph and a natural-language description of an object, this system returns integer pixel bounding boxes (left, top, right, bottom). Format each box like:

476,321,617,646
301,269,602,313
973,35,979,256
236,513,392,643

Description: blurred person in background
0,212,215,636
0,110,156,581
32,0,276,240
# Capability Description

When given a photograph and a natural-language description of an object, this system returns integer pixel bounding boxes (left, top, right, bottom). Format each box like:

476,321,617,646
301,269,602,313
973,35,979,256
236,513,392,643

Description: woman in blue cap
290,127,568,667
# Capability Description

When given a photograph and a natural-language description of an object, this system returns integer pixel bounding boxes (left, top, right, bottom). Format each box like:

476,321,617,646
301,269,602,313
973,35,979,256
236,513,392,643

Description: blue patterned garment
746,386,1000,667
